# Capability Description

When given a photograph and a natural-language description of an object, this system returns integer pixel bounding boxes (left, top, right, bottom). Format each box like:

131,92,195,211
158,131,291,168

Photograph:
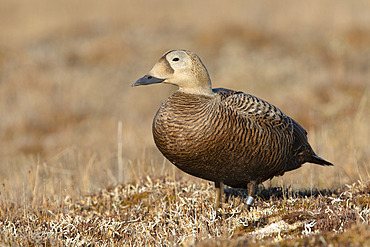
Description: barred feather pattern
152,88,330,188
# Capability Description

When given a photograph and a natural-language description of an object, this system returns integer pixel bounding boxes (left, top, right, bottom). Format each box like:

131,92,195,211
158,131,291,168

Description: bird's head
132,50,214,96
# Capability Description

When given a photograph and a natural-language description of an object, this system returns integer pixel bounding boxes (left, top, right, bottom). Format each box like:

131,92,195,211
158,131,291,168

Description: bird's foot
243,196,255,211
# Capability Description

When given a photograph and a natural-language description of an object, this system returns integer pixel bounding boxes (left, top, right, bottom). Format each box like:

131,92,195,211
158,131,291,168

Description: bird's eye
172,57,179,62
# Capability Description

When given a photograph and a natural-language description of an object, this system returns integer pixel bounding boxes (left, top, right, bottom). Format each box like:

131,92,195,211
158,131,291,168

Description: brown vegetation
0,0,369,245
0,178,369,246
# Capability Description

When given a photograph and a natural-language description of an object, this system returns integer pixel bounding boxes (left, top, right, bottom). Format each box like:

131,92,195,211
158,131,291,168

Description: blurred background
0,0,369,203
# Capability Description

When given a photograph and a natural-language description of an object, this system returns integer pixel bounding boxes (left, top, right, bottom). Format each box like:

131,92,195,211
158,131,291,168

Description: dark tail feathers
309,155,334,166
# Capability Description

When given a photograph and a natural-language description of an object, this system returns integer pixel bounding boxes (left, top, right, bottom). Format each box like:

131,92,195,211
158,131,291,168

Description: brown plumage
132,50,333,209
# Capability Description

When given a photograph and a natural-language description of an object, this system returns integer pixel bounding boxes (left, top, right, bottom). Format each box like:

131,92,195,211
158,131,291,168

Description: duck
132,49,333,209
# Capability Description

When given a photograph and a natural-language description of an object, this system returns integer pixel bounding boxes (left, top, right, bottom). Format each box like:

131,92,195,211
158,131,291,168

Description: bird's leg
244,181,257,210
214,181,224,209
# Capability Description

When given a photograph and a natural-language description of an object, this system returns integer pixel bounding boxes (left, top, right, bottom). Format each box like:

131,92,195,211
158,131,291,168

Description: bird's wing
217,89,293,134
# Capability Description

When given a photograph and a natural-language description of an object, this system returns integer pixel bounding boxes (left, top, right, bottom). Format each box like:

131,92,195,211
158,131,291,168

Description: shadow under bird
132,50,333,210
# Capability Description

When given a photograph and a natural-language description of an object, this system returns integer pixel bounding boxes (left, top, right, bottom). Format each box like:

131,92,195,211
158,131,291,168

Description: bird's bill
131,75,165,87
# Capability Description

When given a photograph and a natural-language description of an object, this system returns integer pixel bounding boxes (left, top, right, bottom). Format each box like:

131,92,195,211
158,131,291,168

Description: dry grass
0,177,369,246
0,0,369,245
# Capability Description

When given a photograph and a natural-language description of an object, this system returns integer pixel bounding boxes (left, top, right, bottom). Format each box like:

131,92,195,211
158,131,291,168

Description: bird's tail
309,154,334,166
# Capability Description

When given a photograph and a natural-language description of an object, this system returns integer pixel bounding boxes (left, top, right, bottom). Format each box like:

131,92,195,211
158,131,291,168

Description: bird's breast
153,96,218,156
151,93,254,185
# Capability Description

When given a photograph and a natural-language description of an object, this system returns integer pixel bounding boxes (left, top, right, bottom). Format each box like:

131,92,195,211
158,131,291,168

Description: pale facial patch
148,56,174,79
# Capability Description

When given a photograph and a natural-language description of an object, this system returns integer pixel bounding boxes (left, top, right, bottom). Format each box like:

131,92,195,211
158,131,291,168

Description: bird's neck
178,86,215,96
